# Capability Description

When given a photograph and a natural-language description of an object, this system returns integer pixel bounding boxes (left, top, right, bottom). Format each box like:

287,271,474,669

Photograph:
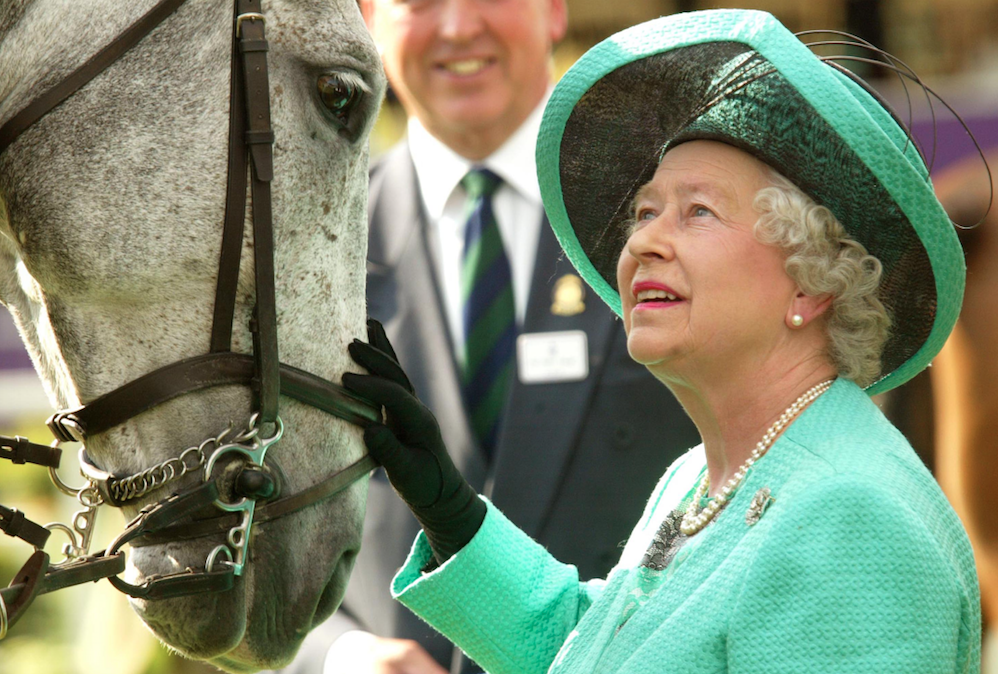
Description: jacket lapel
367,146,487,489
487,218,616,536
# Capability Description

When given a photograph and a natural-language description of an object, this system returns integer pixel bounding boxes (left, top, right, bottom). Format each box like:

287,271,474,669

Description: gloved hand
343,319,486,565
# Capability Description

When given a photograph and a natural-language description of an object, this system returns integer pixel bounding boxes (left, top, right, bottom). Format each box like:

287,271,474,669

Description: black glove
343,319,486,565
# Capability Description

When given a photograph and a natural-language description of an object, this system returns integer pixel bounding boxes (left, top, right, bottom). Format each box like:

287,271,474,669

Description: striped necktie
460,168,516,460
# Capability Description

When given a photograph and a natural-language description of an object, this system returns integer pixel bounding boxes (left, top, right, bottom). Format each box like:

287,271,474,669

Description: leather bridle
0,0,381,635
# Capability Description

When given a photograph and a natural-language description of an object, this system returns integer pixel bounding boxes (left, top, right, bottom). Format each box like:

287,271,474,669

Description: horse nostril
234,467,277,500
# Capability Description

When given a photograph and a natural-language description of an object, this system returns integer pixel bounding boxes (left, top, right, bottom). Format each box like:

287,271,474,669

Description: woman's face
617,140,798,384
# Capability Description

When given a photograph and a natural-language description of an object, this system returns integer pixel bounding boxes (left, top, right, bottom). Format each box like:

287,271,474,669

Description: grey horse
0,0,385,670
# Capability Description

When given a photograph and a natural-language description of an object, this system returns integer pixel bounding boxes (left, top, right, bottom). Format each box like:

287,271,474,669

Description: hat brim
536,9,965,395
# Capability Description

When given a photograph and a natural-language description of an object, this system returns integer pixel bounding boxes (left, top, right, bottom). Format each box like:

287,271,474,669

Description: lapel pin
745,487,774,526
552,274,585,316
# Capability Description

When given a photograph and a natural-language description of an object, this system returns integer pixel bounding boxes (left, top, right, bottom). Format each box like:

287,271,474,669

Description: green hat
536,8,965,395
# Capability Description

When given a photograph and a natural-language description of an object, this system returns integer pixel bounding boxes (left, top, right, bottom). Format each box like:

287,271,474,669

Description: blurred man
275,0,699,671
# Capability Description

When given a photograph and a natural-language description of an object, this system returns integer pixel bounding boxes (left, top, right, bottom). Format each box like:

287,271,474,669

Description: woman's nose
626,208,677,263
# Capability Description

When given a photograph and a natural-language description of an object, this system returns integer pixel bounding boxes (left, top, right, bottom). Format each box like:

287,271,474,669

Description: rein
0,0,381,638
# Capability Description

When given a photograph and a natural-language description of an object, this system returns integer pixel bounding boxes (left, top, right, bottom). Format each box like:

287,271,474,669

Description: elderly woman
342,9,980,673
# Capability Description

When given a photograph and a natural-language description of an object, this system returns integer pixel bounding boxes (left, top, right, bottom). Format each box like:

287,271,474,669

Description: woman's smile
632,281,686,310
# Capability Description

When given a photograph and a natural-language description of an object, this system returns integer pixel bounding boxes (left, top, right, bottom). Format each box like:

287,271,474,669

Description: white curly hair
754,168,891,387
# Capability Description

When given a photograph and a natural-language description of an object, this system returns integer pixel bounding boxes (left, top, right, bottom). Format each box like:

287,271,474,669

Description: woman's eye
692,205,714,218
637,208,657,221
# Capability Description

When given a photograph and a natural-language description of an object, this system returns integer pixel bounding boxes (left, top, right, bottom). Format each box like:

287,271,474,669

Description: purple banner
911,115,998,175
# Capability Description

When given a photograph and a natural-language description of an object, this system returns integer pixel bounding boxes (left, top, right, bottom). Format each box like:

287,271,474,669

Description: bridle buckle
235,12,265,37
46,411,85,444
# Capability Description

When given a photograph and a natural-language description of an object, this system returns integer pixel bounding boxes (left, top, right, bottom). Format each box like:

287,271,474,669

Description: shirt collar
407,91,549,221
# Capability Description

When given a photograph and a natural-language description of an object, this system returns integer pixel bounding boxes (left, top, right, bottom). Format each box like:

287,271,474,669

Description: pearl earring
791,314,804,327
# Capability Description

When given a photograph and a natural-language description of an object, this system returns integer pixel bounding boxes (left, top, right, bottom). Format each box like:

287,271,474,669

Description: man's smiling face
361,0,567,158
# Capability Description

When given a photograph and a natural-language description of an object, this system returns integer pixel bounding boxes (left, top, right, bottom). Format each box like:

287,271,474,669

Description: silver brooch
745,487,774,526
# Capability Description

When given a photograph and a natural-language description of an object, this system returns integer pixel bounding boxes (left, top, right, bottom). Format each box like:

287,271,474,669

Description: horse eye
317,73,361,129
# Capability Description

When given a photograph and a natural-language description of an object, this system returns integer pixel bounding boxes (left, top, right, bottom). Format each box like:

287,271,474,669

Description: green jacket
392,379,981,674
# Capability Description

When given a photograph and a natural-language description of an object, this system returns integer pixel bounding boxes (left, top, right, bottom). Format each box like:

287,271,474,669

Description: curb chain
107,422,256,504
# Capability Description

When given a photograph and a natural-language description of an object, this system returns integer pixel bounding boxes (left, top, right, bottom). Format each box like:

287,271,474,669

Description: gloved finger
367,318,400,362
342,373,436,434
364,425,443,508
348,340,413,393
363,424,411,471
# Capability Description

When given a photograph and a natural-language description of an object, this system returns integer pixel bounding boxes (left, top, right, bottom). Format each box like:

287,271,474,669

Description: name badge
516,330,589,384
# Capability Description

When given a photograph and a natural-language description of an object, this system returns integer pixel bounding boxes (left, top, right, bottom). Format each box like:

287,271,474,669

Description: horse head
0,0,385,669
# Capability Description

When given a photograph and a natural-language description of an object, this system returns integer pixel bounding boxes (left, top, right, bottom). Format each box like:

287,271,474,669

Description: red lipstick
631,281,685,310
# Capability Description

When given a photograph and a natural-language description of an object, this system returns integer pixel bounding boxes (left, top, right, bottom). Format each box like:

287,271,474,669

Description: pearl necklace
680,379,835,536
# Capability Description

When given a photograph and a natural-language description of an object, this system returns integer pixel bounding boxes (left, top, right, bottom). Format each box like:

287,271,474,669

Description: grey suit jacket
276,144,701,674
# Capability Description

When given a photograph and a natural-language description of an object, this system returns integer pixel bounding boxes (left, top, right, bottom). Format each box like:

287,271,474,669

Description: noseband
0,0,381,634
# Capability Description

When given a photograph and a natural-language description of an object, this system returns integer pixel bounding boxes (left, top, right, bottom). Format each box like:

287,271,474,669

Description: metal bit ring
47,440,90,497
206,545,233,573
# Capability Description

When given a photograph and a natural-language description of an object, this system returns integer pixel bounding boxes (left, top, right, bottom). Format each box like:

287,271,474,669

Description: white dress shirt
407,95,548,362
